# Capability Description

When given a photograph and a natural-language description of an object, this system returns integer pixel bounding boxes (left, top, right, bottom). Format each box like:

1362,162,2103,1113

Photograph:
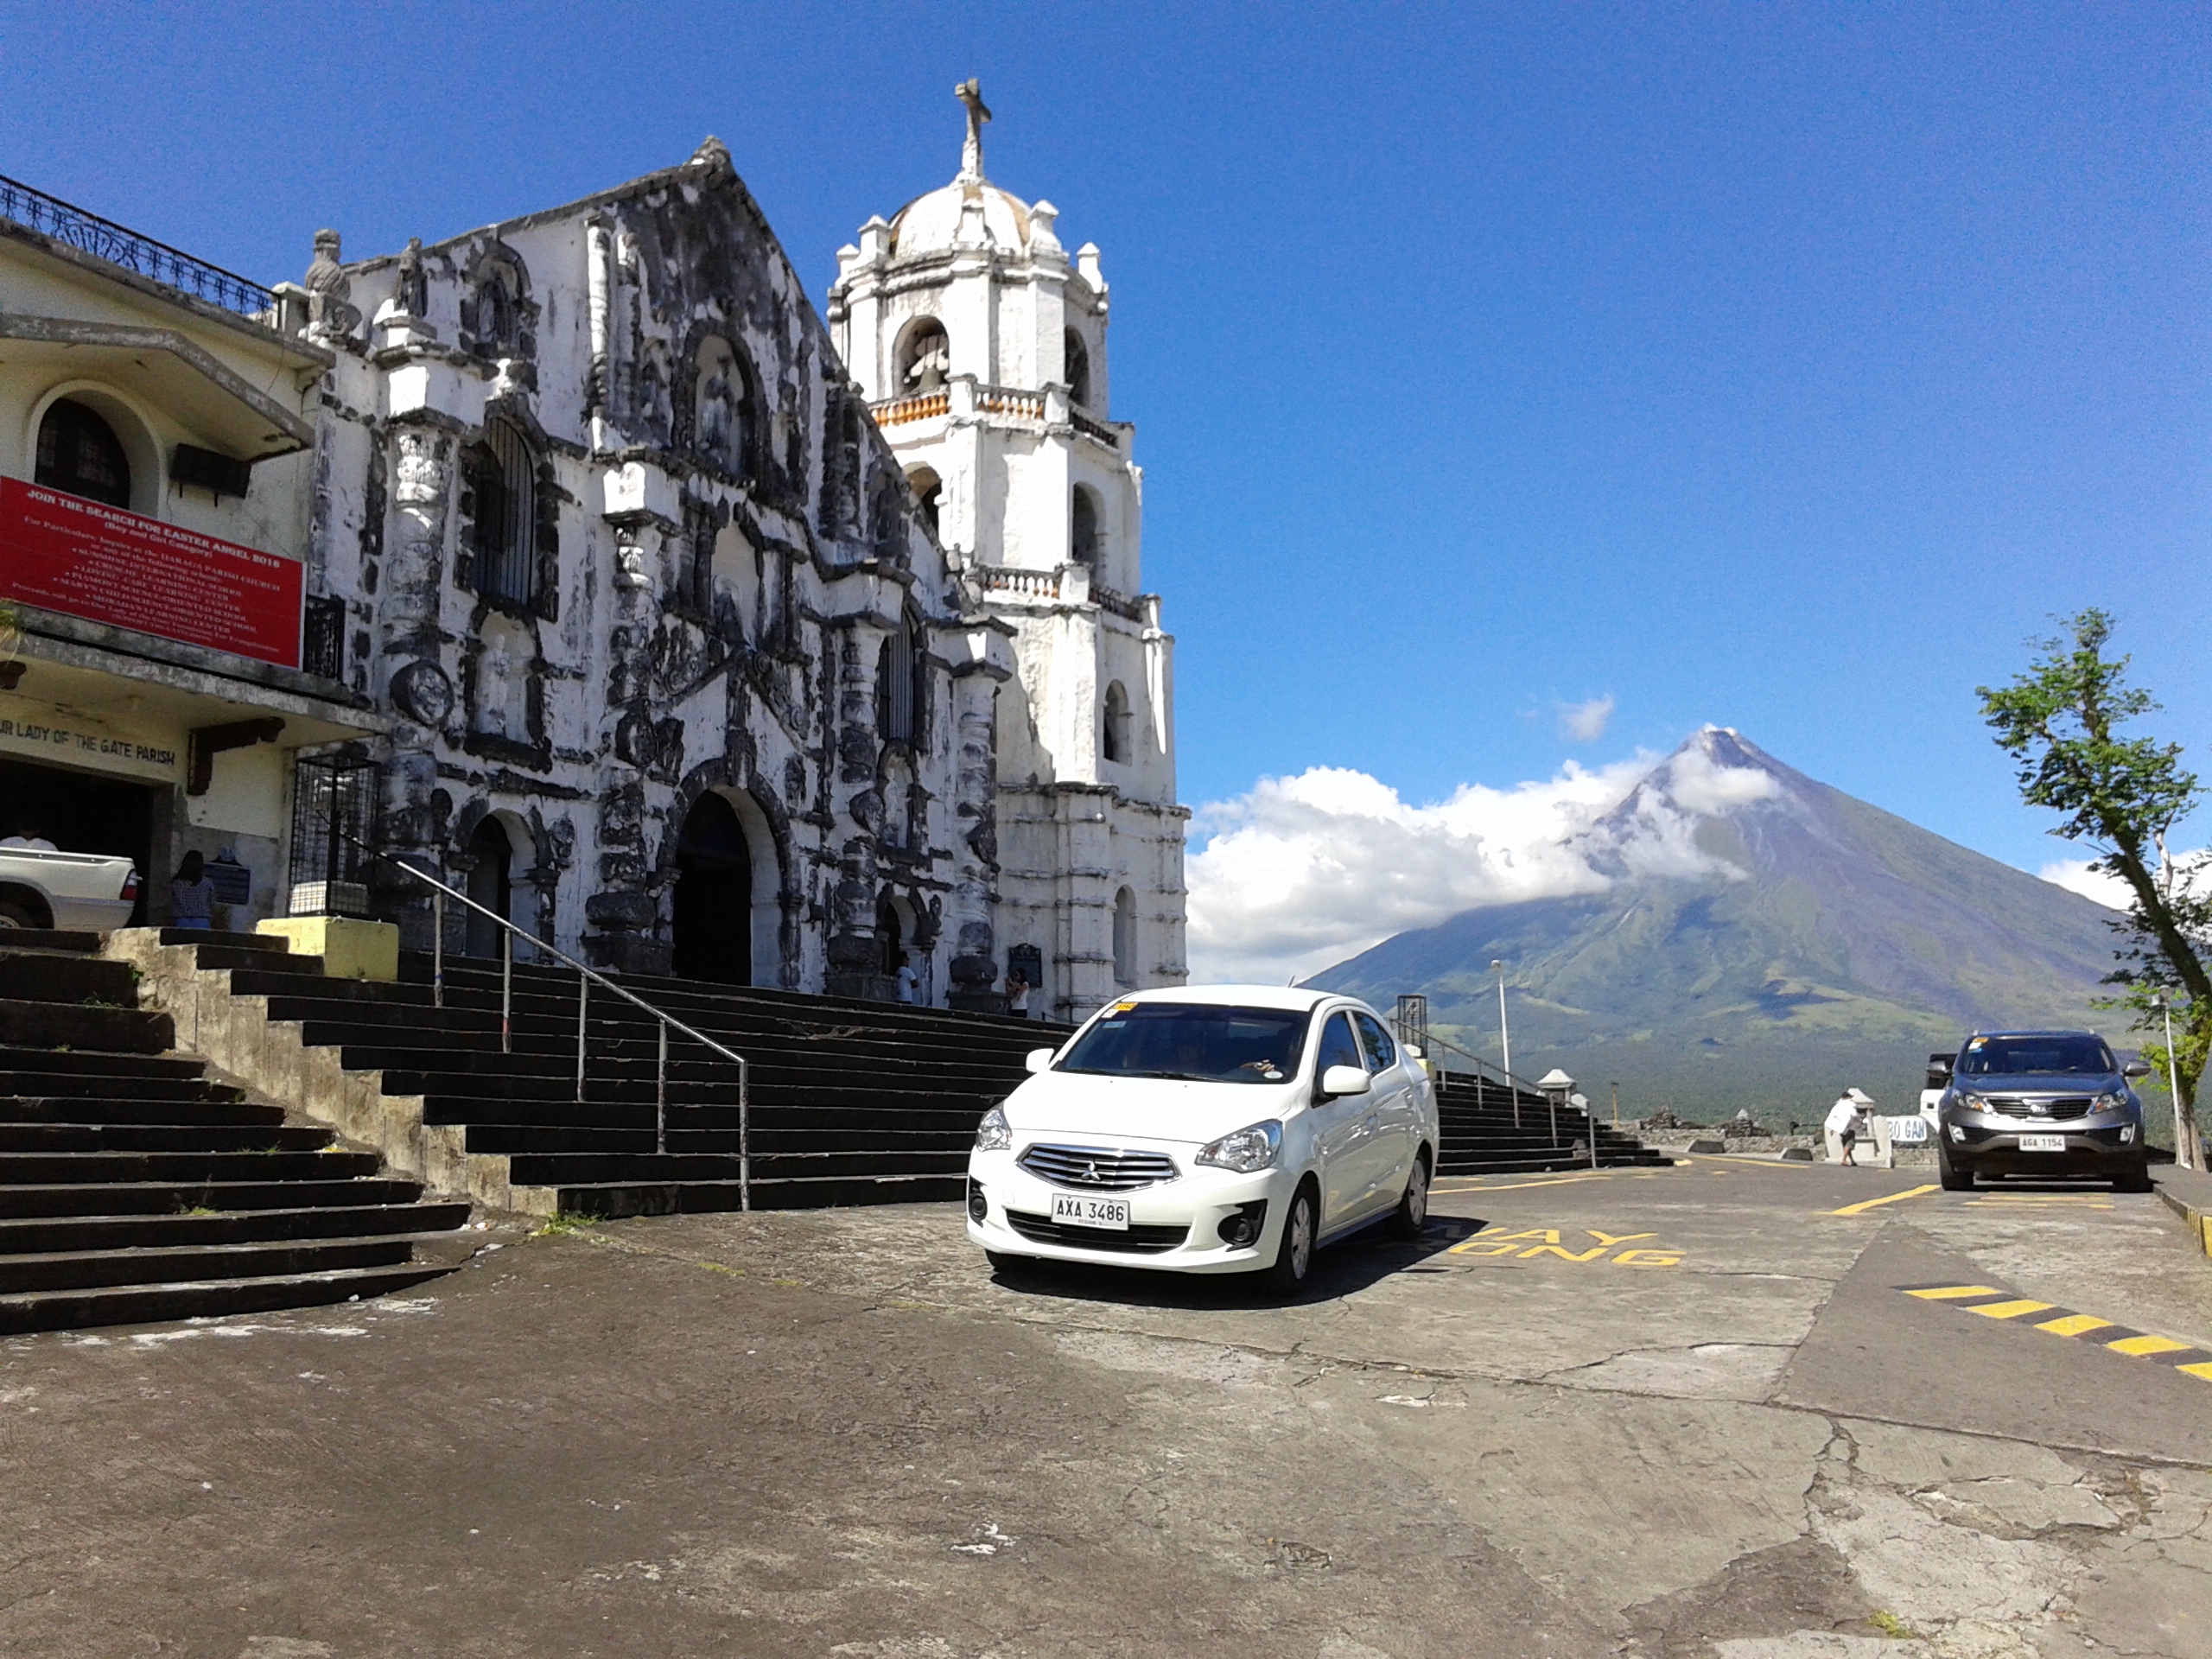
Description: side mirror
2122,1059,2152,1078
1024,1047,1055,1075
1319,1064,1371,1098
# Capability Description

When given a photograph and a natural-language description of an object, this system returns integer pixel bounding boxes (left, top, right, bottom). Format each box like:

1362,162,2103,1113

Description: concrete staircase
1434,1071,1669,1175
108,930,1066,1219
0,929,471,1335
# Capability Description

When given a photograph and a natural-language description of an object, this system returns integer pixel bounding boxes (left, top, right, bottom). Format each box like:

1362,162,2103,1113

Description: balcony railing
0,174,277,321
979,386,1045,421
1071,406,1121,449
976,564,1060,601
873,390,950,427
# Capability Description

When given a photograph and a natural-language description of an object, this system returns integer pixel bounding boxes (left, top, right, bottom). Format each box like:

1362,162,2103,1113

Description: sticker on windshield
1112,1001,1138,1014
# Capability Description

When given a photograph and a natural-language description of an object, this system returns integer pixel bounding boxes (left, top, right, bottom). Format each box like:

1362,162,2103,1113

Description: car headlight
975,1106,1012,1152
1196,1119,1282,1173
1957,1091,1988,1112
2094,1091,2126,1112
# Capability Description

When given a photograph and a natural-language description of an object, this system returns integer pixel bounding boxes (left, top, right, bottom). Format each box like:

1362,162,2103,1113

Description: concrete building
0,175,385,927
828,84,1189,1020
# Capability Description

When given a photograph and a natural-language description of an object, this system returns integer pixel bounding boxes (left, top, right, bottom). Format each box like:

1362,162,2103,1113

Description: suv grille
1985,1095,2097,1118
1005,1210,1189,1254
1017,1143,1179,1191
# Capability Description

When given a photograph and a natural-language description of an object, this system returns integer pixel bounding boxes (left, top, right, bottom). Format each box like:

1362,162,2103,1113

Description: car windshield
1957,1035,2115,1077
1056,1002,1311,1084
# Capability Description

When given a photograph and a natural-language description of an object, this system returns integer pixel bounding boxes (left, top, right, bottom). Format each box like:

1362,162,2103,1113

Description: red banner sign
0,476,302,670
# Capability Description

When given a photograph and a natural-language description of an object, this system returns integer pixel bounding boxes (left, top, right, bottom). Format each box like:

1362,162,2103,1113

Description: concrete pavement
2,1156,2208,1657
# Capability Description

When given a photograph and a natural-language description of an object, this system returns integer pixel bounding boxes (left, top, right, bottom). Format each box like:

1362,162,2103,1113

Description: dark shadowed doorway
672,793,751,984
464,817,512,957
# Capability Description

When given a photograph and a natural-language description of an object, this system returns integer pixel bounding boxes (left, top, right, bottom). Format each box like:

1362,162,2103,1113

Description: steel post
656,1020,669,1156
500,931,512,1055
432,890,444,1009
575,972,588,1103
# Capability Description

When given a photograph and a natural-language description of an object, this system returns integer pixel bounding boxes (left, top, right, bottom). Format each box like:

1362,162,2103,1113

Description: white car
0,844,139,931
965,986,1440,1294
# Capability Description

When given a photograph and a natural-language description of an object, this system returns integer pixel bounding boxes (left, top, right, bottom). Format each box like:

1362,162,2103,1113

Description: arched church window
906,466,942,537
462,416,537,610
35,399,131,510
1071,486,1101,568
897,317,950,396
1064,327,1091,410
1102,680,1132,765
695,335,751,478
1112,886,1137,987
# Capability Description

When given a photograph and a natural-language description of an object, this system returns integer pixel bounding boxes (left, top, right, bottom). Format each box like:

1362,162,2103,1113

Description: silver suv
1936,1030,2152,1192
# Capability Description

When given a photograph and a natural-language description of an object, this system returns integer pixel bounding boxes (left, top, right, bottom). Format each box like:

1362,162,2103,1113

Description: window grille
878,628,917,746
472,419,537,608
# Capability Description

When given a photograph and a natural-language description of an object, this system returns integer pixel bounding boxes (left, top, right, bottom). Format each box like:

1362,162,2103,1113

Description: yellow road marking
2181,1362,2212,1382
2108,1334,2194,1357
1967,1299,2056,1319
1905,1285,2004,1300
1432,1173,1615,1194
1830,1185,1940,1216
2036,1313,2114,1337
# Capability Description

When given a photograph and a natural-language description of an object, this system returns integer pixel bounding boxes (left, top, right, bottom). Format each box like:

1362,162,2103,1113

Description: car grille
1017,1143,1179,1192
1005,1210,1190,1255
1984,1095,2097,1117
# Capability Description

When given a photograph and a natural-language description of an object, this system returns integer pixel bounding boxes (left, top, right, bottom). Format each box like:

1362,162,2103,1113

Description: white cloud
1558,695,1615,742
1185,755,1656,985
2039,859,2131,910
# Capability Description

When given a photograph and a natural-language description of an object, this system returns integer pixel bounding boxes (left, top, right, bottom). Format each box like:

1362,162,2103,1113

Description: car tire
1937,1141,1974,1191
2113,1159,2153,1194
0,899,41,930
1261,1179,1318,1297
1384,1148,1432,1239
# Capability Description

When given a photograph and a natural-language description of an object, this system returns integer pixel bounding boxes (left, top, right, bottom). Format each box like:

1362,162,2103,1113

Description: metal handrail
331,830,752,1206
1421,1029,1605,1166
0,173,278,320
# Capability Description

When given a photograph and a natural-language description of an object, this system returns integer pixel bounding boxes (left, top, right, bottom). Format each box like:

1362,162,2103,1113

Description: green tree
1978,608,2209,1165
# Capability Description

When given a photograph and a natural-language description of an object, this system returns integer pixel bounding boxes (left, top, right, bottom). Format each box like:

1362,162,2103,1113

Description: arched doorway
672,793,752,984
464,817,512,957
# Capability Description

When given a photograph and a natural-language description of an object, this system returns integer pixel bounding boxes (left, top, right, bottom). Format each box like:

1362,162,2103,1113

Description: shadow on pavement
988,1212,1485,1309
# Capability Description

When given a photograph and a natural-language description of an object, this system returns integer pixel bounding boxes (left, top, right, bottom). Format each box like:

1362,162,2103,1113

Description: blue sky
5,3,2204,888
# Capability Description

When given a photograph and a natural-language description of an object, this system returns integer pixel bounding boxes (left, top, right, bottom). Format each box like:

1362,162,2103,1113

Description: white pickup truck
0,844,139,931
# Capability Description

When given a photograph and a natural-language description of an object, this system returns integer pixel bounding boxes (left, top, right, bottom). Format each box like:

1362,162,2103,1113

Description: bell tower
829,83,1188,1018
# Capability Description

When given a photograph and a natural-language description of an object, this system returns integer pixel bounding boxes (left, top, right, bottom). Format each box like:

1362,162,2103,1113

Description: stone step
457,1123,975,1156
0,1149,383,1185
0,1235,418,1296
505,1147,969,1187
0,929,104,956
0,1122,331,1154
419,1097,988,1134
0,1179,433,1218
0,1000,172,1053
0,1047,212,1080
0,1201,474,1255
542,1171,967,1219
0,1071,243,1103
0,1096,284,1128
0,956,142,1006
0,1261,453,1337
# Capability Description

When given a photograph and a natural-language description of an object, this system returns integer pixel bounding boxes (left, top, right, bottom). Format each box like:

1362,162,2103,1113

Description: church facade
297,91,1185,1014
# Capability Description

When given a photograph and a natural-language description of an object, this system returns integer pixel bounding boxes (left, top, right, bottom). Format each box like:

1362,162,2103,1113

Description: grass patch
531,1211,607,1238
697,1261,741,1275
1867,1611,1918,1640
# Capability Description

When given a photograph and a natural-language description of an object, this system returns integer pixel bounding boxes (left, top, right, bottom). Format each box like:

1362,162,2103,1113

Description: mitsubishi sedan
964,986,1440,1294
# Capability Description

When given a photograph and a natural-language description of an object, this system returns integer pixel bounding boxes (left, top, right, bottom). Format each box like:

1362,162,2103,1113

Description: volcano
1305,729,2126,1122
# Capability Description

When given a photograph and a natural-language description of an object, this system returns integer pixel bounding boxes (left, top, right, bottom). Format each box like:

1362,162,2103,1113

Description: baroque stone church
300,85,1186,1017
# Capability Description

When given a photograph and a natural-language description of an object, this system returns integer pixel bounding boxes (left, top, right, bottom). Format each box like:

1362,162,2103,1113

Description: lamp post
1611,1081,1621,1130
1492,958,1516,1128
2158,995,2190,1171
1537,1068,1575,1160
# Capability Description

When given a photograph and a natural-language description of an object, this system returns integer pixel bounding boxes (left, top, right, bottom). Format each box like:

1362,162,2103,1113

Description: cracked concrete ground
2,1156,2209,1657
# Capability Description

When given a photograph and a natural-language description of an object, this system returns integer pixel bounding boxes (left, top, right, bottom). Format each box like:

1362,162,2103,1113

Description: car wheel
1384,1148,1432,1239
2113,1159,2153,1194
1937,1141,1974,1191
1261,1179,1317,1296
0,899,41,929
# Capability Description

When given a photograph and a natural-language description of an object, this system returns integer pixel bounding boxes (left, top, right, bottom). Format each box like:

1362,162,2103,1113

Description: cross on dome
956,78,992,181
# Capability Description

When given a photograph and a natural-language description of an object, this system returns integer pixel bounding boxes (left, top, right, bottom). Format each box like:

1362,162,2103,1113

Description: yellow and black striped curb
2156,1185,2212,1258
1897,1283,2212,1384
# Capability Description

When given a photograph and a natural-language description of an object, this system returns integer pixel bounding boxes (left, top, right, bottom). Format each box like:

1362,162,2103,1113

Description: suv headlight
1956,1091,1988,1112
1197,1119,1281,1173
975,1106,1012,1152
2094,1090,2126,1112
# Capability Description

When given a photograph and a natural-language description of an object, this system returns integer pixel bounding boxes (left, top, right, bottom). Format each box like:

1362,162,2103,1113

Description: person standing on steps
895,954,920,1005
1006,971,1031,1020
169,851,214,932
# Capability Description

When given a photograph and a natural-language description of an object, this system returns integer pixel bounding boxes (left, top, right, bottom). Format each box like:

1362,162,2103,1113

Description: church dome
888,179,1033,258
